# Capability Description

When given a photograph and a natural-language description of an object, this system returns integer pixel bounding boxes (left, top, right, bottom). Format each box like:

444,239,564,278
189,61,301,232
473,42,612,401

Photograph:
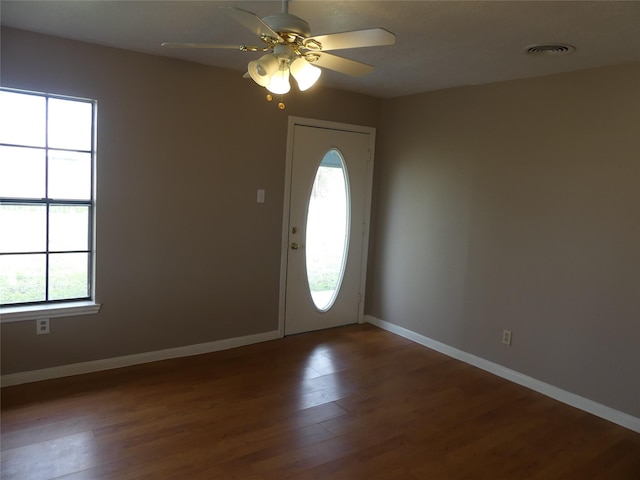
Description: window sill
0,301,101,323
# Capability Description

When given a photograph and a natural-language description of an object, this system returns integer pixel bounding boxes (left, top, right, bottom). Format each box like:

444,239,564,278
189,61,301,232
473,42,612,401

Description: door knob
290,242,300,250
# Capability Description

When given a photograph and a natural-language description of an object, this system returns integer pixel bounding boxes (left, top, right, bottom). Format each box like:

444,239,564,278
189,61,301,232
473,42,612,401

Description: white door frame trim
278,117,376,337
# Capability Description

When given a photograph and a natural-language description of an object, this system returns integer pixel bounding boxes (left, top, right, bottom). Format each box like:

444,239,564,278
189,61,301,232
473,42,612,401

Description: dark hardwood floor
2,323,639,479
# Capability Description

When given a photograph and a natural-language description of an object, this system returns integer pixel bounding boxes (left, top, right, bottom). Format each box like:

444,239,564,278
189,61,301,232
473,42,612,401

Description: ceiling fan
162,0,396,99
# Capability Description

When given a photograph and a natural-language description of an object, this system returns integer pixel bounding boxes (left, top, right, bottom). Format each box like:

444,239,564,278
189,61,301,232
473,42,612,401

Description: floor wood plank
2,324,639,479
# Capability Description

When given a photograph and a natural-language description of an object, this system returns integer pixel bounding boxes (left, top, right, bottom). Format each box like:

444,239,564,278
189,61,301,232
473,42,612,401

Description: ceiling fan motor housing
274,44,295,59
263,13,312,37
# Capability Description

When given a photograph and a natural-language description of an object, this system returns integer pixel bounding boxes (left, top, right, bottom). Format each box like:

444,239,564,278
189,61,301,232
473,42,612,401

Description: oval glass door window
305,149,350,311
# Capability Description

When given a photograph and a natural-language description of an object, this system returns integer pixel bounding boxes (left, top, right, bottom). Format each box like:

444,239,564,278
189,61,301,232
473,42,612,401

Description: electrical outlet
37,318,50,335
502,329,512,346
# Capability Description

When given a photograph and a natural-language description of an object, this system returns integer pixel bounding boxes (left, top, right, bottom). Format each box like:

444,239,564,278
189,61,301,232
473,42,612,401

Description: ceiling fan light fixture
290,57,322,91
248,54,279,87
163,2,396,107
163,1,397,106
266,59,291,94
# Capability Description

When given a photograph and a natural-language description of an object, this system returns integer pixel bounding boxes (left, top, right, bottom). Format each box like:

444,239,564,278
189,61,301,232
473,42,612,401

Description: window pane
0,204,46,253
50,205,89,251
49,253,89,301
0,89,96,307
0,91,46,147
48,150,91,200
0,254,46,304
48,98,93,151
305,150,350,312
0,146,46,198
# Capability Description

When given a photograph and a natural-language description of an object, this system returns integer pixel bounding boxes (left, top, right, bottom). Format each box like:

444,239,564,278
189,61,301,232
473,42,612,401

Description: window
0,88,98,316
305,149,350,312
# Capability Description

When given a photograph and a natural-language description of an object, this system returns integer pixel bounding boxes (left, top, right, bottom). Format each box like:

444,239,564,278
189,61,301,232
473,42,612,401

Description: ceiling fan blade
161,42,246,50
222,7,282,41
311,52,374,77
305,28,396,51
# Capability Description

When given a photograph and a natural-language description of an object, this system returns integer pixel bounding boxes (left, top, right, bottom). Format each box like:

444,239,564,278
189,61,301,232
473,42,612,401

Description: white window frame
0,88,101,323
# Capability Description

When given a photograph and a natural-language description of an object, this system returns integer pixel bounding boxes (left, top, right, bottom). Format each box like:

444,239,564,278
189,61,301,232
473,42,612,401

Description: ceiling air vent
526,44,576,56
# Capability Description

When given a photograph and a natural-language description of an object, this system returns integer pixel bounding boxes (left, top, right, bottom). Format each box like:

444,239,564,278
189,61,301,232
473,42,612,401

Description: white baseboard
1,329,281,387
365,315,640,434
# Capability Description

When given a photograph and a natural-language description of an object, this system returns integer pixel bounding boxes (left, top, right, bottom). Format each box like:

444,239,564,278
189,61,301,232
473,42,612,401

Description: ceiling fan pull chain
264,93,286,110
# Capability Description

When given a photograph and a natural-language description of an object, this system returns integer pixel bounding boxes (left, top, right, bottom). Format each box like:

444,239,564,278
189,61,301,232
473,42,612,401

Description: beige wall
0,28,380,373
368,63,640,417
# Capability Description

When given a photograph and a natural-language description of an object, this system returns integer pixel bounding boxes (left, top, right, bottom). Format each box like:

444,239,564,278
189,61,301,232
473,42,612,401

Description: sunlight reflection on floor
297,345,348,410
1,431,97,480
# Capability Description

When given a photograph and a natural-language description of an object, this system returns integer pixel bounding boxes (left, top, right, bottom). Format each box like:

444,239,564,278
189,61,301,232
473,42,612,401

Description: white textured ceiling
2,1,639,98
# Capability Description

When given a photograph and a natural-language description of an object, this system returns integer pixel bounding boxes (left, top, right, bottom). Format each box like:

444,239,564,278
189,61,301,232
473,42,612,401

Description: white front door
280,118,375,335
